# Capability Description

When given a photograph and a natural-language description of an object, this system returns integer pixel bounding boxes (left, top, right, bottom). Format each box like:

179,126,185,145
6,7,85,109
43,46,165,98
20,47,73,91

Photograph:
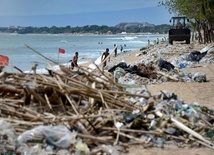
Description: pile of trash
105,44,214,86
170,47,214,69
0,63,214,155
136,44,214,68
108,61,207,86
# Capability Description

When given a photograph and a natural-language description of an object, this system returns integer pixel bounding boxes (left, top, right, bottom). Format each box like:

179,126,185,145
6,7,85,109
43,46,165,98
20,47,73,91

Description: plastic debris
75,139,90,155
0,119,16,154
17,125,77,148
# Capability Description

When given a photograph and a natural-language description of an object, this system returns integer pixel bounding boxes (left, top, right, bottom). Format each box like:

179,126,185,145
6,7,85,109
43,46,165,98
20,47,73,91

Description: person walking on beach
120,45,123,53
156,38,159,45
71,52,79,70
114,44,117,57
147,39,150,49
101,48,110,70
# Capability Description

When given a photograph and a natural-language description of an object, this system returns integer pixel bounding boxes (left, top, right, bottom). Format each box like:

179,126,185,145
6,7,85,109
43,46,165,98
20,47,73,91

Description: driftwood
0,85,23,94
157,71,179,81
155,110,214,149
0,46,214,153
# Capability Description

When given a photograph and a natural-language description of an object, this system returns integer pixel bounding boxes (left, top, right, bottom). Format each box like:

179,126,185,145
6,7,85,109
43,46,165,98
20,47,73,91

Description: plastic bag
75,139,90,154
17,125,77,148
0,119,17,152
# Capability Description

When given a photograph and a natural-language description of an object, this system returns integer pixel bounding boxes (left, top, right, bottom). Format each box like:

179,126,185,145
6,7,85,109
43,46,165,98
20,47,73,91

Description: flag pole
58,51,59,63
58,48,65,64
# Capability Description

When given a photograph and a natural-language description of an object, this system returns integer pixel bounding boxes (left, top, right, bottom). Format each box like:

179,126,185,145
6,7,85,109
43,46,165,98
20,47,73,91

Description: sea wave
122,36,138,40
107,36,138,41
59,40,68,43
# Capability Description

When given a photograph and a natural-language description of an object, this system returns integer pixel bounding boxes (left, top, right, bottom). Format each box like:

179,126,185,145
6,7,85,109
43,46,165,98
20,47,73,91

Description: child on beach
71,52,79,70
101,48,110,70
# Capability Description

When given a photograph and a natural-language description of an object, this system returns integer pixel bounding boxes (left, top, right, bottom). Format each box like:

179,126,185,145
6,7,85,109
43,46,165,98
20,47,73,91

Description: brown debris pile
0,65,214,154
136,63,157,79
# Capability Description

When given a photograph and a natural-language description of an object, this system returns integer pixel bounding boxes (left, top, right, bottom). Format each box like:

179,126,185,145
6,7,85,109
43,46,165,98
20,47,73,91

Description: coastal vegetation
159,0,214,43
0,23,170,35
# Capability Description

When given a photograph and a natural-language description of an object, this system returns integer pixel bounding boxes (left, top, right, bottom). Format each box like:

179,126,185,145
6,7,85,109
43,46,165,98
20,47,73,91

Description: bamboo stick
101,127,162,135
44,94,52,110
25,44,58,64
0,106,42,121
50,65,79,115
157,71,179,81
77,133,113,144
155,110,214,148
113,131,145,143
3,118,43,126
0,85,23,94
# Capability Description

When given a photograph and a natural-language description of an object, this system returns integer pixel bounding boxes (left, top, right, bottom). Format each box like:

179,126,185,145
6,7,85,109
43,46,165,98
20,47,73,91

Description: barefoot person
101,48,110,70
71,52,79,70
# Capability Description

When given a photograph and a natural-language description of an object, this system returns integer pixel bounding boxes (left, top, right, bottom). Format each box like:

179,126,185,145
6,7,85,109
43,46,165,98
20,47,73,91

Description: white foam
24,61,89,74
122,36,138,40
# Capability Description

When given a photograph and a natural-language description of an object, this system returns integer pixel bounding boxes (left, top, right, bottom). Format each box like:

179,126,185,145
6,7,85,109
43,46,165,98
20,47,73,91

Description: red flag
59,48,65,54
0,55,9,66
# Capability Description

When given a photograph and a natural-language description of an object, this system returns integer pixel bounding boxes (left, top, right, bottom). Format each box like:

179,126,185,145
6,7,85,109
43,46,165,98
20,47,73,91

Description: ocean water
0,33,166,72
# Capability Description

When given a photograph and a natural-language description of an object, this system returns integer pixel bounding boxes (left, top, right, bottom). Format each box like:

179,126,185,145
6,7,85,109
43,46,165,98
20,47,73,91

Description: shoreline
8,40,212,75
77,41,211,70
25,46,144,74
1,33,168,73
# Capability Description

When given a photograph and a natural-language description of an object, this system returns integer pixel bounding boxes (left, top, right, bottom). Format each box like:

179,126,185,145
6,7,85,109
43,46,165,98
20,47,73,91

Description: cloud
0,0,161,16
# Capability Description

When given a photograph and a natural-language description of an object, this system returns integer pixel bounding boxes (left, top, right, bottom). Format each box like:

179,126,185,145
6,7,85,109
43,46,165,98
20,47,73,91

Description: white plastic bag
17,125,77,148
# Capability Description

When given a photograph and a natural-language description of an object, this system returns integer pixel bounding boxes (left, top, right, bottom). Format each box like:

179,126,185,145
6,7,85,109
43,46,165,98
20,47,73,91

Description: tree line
159,0,214,44
0,24,170,35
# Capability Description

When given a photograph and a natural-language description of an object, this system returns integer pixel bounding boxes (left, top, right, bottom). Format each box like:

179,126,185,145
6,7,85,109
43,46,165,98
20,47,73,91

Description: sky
0,0,173,27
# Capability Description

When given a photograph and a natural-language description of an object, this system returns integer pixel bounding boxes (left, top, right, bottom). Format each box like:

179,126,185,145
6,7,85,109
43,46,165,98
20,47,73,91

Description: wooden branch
101,127,162,135
157,71,179,81
0,85,23,94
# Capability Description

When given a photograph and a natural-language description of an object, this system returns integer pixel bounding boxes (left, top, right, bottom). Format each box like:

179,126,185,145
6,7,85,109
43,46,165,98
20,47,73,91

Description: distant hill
115,22,155,29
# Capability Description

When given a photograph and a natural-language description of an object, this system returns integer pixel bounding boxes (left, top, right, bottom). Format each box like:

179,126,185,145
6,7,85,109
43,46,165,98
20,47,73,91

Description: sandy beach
79,41,214,155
